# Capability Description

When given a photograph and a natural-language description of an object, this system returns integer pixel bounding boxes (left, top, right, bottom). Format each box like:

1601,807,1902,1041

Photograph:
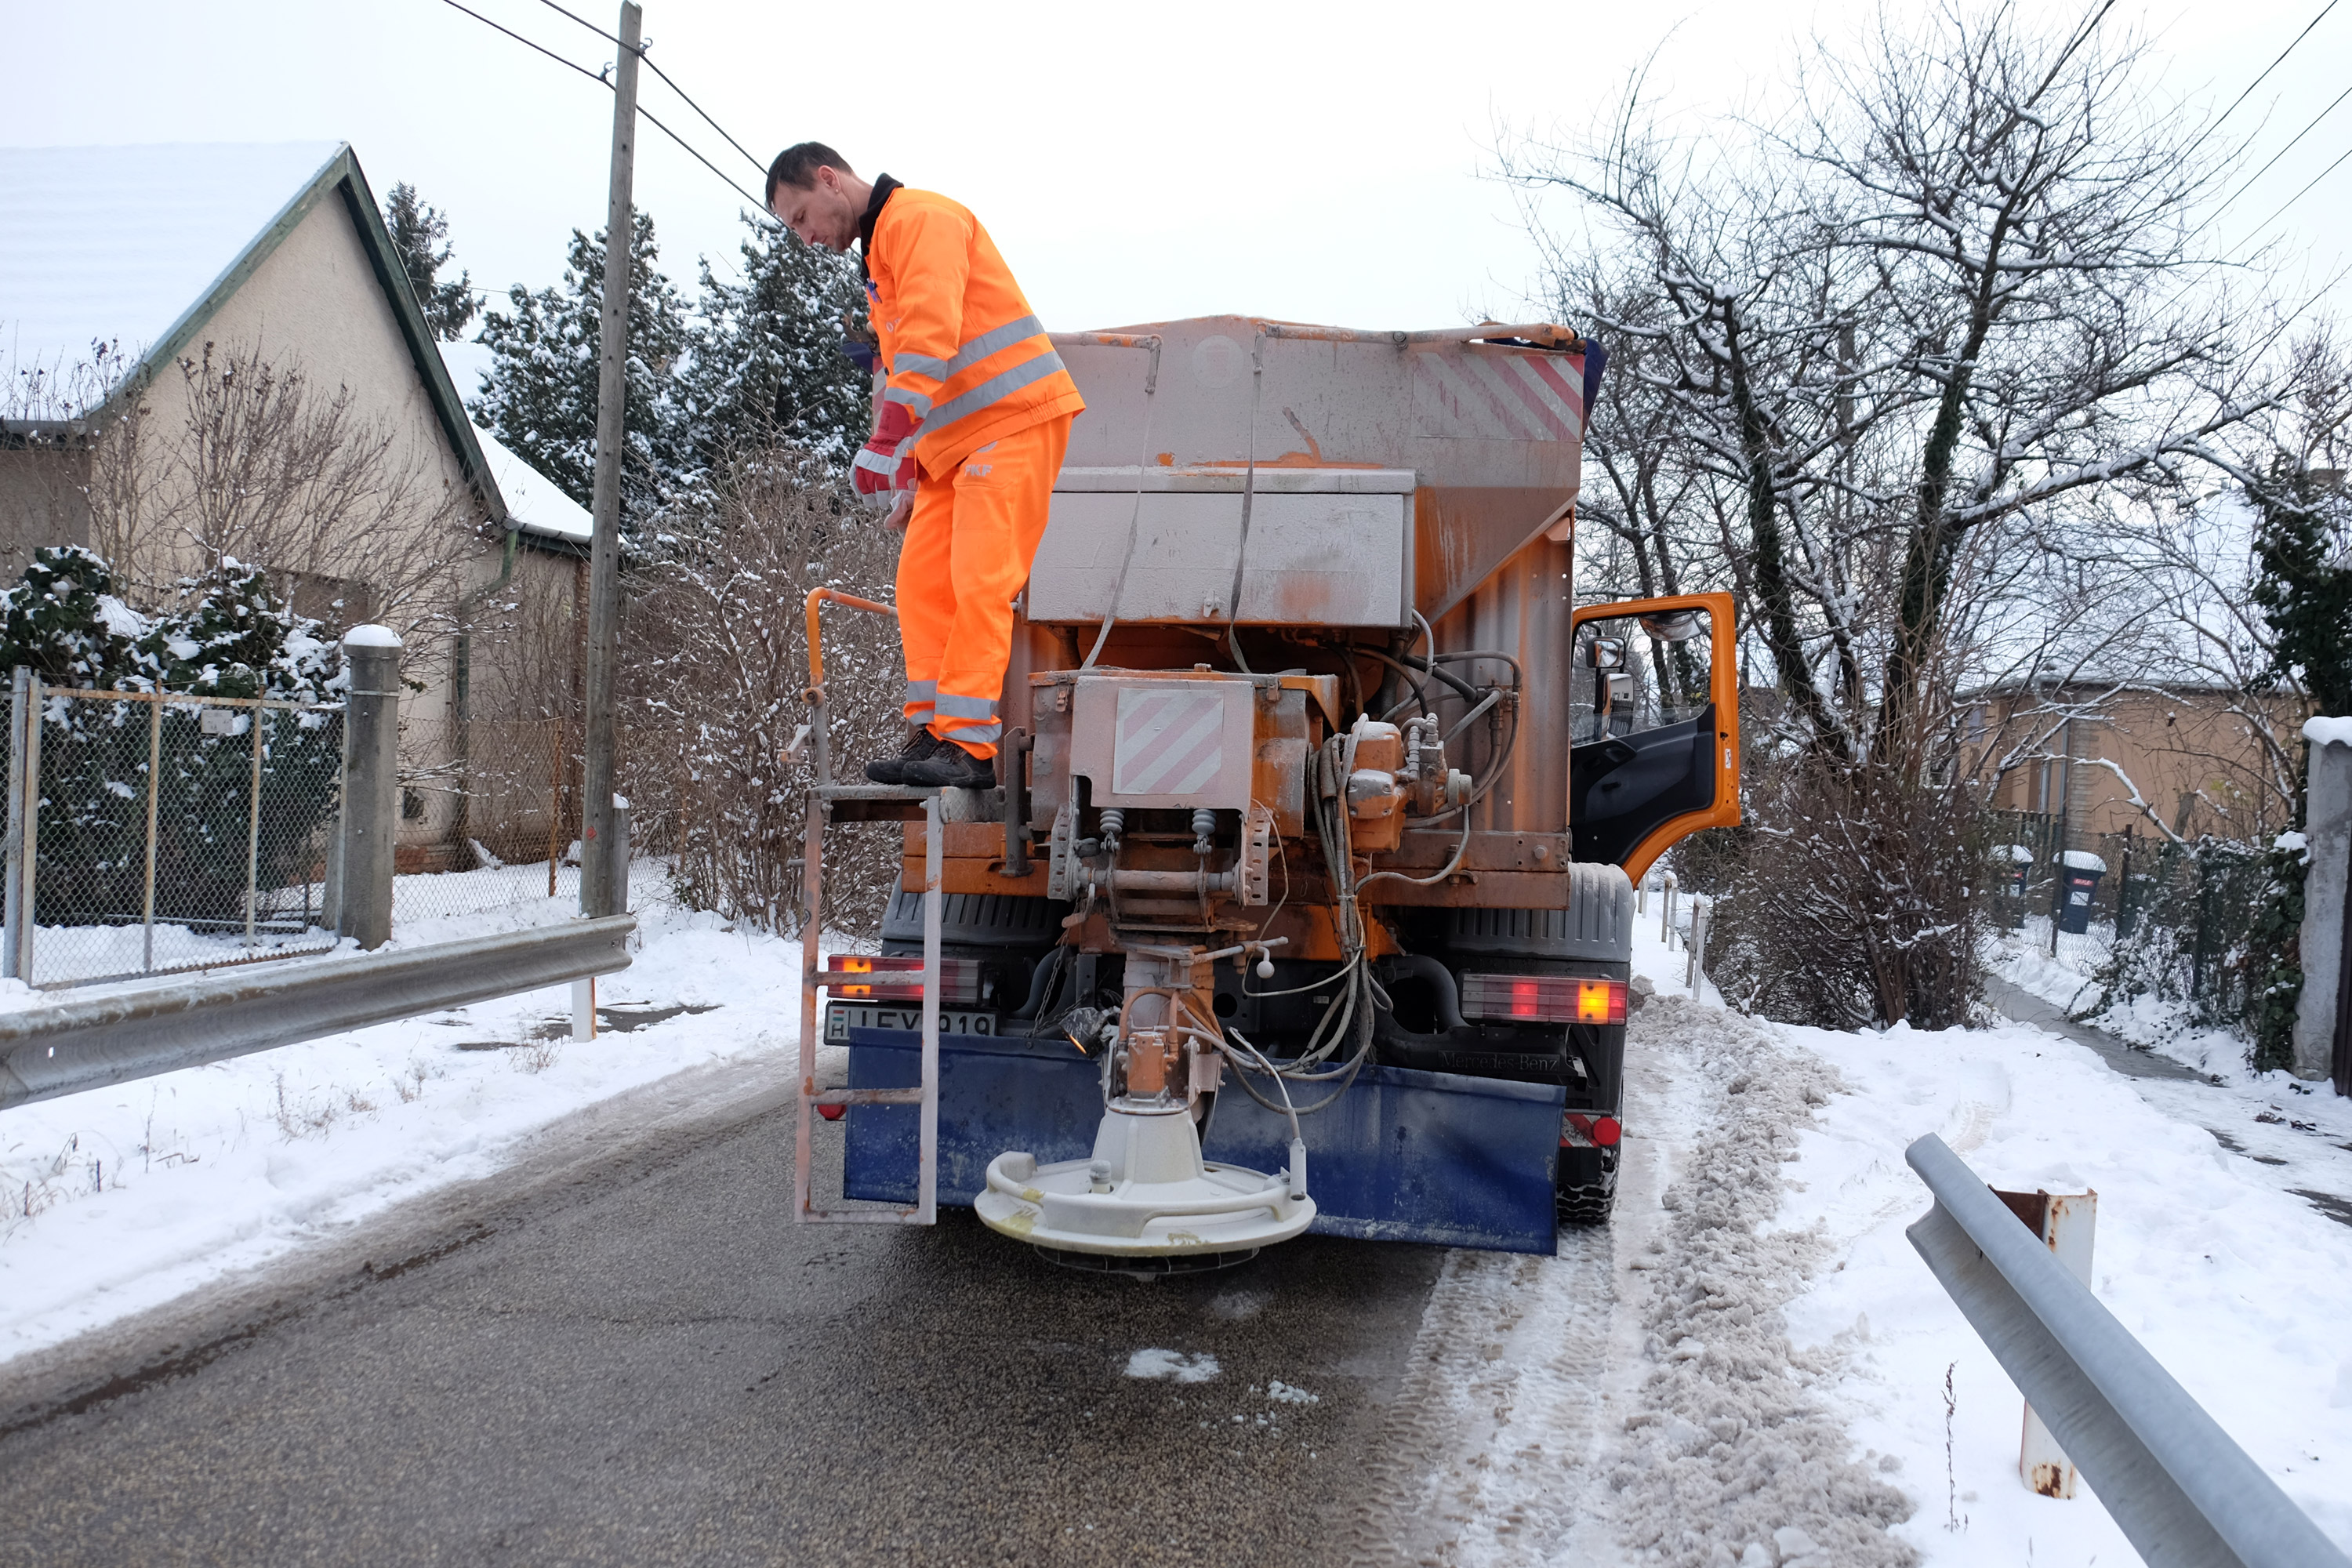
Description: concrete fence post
338,627,403,950
2294,720,2352,1087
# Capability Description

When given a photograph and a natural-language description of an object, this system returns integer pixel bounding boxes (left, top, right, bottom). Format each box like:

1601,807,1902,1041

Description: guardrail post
338,627,402,950
2295,725,2351,1086
1688,895,1710,996
1998,1186,2099,1497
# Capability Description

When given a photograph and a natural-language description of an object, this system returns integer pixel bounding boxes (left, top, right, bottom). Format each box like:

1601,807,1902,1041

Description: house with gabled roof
0,141,590,871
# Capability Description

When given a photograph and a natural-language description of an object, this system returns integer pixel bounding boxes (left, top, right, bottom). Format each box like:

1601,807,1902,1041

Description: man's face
770,165,859,253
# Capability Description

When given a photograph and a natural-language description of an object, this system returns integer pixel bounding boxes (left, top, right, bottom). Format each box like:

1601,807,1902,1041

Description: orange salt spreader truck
793,318,1738,1269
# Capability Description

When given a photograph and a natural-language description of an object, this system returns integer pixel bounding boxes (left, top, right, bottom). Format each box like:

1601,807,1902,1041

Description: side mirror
1588,636,1626,672
1638,609,1702,643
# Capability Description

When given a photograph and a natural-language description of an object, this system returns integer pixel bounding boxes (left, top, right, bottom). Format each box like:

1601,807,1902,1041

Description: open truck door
1568,592,1740,883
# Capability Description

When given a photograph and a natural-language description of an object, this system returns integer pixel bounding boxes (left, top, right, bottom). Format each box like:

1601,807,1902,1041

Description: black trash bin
1999,844,2034,929
2055,851,2107,935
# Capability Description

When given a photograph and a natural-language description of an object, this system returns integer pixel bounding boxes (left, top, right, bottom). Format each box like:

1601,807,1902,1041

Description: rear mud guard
843,1028,1563,1254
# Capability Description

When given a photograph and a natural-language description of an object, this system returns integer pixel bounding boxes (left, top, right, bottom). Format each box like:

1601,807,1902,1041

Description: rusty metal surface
1057,316,1587,629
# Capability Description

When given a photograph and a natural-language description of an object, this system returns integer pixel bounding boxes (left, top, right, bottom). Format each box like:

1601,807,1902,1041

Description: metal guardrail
1907,1134,2352,1568
0,915,636,1109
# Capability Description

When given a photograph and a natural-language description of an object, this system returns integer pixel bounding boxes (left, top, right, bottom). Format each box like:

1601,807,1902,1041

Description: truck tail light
820,953,981,1004
1564,1112,1624,1148
1459,974,1627,1026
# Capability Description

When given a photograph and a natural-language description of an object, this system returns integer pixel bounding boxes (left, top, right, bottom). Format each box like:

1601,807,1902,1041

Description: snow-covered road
5,888,2350,1566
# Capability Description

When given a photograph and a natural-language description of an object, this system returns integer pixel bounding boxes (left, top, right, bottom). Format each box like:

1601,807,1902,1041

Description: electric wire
2207,82,2352,223
2241,140,2352,241
434,0,782,225
528,0,769,175
2199,0,2341,154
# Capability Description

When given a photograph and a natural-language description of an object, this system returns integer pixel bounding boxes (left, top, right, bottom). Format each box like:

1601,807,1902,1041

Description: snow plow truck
793,317,1740,1267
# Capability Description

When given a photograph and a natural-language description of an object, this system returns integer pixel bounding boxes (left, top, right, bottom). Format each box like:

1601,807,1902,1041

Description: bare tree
622,444,903,935
1504,6,2281,1025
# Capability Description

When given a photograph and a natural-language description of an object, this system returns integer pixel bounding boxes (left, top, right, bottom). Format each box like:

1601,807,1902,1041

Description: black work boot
865,728,944,785
901,738,996,789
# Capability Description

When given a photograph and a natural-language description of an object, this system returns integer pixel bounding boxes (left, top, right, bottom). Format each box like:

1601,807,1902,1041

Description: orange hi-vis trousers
897,411,1073,760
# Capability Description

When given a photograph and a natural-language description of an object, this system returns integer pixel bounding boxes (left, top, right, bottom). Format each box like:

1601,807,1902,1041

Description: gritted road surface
0,1065,1450,1566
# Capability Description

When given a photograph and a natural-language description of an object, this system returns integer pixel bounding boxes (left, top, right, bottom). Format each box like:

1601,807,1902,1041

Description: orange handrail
802,586,895,699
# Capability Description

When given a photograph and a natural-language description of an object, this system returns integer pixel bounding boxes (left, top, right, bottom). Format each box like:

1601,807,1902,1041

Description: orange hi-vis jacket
867,188,1084,481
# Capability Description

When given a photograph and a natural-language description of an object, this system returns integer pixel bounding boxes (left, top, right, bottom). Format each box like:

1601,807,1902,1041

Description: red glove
852,400,921,495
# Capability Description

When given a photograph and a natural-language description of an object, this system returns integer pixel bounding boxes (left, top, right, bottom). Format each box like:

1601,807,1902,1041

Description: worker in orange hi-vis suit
767,143,1085,789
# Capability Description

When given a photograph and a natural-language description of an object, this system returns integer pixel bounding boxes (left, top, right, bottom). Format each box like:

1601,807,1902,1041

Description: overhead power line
2209,82,2352,223
2204,0,2339,142
433,0,779,223
528,0,769,176
2242,139,2352,238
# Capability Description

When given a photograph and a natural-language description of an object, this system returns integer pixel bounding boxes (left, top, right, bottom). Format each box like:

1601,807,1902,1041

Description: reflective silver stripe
935,692,997,720
891,314,1044,387
851,448,895,475
909,350,1068,445
942,314,1044,377
881,384,933,419
936,720,1001,742
903,680,936,712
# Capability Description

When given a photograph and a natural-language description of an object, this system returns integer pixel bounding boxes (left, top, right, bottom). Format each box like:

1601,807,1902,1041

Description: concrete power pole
579,0,641,920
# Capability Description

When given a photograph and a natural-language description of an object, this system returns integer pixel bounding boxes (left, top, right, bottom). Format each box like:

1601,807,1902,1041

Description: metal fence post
3,666,25,982
9,671,39,985
339,628,402,950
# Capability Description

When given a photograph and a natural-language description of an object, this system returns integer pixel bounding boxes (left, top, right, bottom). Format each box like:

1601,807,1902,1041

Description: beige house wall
0,192,569,867
1985,687,2305,840
0,447,91,579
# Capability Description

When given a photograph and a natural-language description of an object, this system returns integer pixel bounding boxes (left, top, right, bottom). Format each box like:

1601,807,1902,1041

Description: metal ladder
792,586,941,1225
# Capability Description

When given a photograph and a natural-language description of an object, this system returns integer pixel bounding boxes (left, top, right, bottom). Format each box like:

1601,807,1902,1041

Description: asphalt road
0,1065,1450,1567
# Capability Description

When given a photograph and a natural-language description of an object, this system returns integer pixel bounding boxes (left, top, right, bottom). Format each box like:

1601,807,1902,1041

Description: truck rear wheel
1555,1145,1619,1227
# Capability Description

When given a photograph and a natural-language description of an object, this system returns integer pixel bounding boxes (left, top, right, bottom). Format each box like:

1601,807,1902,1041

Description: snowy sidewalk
0,899,812,1367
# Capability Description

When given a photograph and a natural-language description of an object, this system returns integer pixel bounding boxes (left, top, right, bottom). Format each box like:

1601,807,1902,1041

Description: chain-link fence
383,716,596,937
4,683,344,989
1986,808,2272,1023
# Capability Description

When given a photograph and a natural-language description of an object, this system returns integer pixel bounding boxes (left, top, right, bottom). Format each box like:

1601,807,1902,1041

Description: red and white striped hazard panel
1112,688,1229,797
1413,350,1587,443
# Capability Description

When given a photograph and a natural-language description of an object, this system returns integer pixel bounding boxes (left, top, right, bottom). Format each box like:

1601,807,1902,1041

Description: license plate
824,1004,1000,1043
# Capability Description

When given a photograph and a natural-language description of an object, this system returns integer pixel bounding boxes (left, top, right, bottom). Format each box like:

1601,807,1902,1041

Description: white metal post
2019,1189,2098,1498
914,793,942,1225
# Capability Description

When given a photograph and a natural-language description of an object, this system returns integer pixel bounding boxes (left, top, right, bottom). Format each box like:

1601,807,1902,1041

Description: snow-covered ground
8,869,2351,1566
1391,916,2352,1566
1990,914,2249,1078
0,873,814,1364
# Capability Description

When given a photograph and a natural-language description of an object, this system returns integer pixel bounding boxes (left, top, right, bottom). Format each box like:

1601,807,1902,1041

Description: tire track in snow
1348,995,1920,1567
1606,997,1916,1568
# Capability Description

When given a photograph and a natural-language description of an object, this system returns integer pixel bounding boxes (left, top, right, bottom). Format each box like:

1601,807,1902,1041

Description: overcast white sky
5,0,2346,335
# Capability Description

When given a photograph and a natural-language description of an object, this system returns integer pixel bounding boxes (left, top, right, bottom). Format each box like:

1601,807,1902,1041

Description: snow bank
1609,996,1915,1568
0,897,807,1365
1780,1015,2352,1563
2304,716,2352,749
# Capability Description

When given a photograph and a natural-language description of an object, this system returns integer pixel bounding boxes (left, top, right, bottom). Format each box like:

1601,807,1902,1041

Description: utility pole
579,0,641,921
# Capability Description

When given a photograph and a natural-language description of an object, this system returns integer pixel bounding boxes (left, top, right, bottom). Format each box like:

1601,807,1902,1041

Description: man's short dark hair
766,143,854,207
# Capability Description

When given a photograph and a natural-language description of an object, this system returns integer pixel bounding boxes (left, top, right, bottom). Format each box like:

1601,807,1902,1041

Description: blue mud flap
841,1027,1563,1254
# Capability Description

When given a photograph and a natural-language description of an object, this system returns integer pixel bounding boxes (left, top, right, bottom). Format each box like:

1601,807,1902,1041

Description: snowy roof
0,142,343,403
471,423,591,544
0,141,508,528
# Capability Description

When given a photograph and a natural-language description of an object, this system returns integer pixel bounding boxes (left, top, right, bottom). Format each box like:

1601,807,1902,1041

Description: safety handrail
1906,1133,2350,1568
801,586,897,788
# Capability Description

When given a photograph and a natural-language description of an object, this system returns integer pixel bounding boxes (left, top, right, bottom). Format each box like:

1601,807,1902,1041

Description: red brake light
1460,973,1626,1025
819,954,981,1004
